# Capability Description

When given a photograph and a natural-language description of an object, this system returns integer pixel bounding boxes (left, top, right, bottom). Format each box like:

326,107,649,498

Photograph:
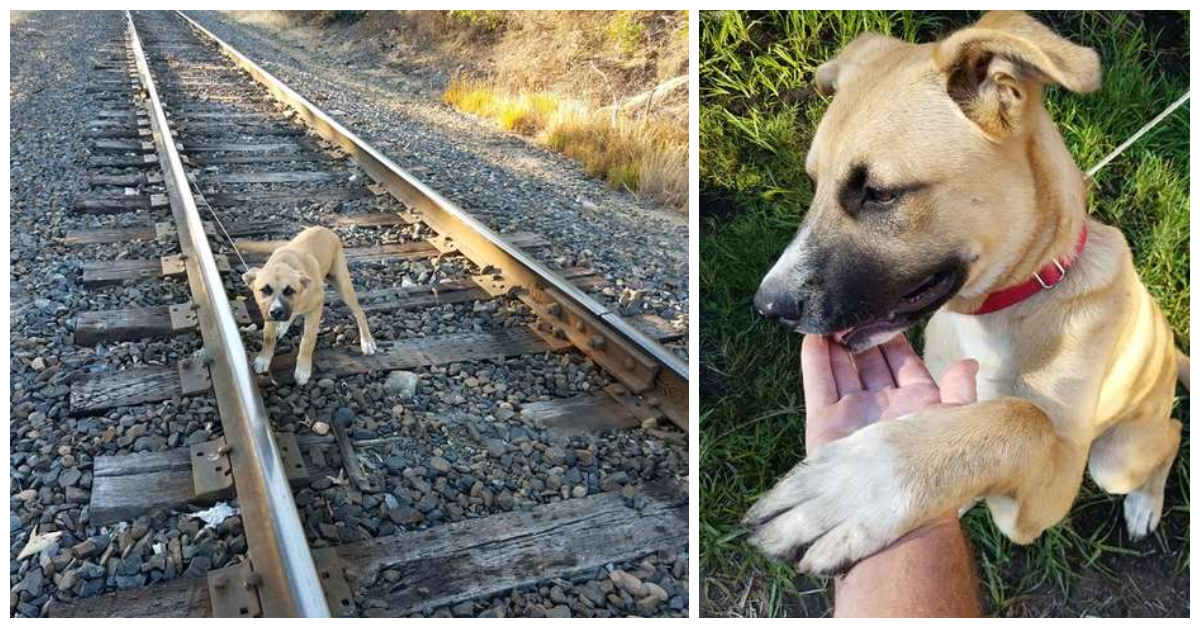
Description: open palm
801,334,978,452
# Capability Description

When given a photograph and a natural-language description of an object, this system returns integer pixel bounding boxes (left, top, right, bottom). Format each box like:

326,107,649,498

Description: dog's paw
361,337,377,356
252,354,272,374
744,426,916,575
293,364,312,386
1123,489,1163,540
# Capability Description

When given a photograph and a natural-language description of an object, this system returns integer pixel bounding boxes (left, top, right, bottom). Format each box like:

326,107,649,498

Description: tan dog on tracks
239,226,377,386
748,11,1187,575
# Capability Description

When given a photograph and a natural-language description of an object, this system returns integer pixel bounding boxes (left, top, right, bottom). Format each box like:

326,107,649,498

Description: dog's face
755,12,1100,352
243,265,312,322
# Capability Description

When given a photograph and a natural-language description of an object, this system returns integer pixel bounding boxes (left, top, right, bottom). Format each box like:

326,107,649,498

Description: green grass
700,10,1189,617
607,11,648,56
446,10,508,34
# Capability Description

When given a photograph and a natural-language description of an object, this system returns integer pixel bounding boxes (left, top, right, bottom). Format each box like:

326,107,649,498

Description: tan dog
748,11,1187,575
239,226,377,385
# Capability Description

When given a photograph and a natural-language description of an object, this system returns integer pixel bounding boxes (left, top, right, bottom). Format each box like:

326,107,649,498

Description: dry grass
444,79,687,210
221,10,301,30
636,143,688,209
377,11,688,109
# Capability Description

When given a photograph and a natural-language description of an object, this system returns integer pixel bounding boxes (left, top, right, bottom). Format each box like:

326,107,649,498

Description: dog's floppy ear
934,11,1100,136
815,33,902,97
242,267,260,287
297,273,313,290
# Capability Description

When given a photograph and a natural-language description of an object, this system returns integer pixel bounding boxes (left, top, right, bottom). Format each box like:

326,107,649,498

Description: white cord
187,175,251,273
1085,90,1189,179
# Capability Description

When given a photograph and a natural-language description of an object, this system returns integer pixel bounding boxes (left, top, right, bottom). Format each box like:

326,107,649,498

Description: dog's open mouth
832,268,962,352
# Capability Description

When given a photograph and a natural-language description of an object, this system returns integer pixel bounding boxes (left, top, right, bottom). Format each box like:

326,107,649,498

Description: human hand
801,334,979,452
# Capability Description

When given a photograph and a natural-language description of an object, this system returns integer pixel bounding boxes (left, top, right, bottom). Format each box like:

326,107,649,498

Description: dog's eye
261,286,273,296
865,187,898,206
283,286,295,297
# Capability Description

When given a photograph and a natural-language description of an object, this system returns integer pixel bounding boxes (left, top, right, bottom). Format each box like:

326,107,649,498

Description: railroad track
40,10,687,618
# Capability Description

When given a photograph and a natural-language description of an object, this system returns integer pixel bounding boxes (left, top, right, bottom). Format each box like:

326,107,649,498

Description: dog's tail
1177,349,1190,390
234,240,287,254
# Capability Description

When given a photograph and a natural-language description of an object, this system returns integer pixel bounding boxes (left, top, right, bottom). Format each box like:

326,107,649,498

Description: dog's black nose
754,283,801,321
269,308,287,321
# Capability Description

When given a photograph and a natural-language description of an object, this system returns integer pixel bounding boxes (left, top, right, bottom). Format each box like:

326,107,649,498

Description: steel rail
124,11,330,618
174,10,689,428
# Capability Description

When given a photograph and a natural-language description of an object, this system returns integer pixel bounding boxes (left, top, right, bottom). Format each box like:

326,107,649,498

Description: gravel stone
428,456,452,474
609,569,646,598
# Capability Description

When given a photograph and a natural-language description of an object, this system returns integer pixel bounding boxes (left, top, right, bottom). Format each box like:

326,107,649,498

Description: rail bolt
245,572,263,589
589,335,606,350
547,303,562,318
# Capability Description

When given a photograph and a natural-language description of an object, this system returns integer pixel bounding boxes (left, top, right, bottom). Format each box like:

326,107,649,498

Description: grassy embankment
439,10,689,210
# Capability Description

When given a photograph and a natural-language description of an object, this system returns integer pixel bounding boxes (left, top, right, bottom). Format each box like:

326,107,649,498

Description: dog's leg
293,308,322,386
253,321,279,374
1087,402,1182,539
329,252,376,355
744,397,1087,574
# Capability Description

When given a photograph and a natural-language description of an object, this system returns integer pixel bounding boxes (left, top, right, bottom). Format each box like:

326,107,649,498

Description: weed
443,78,687,209
607,11,647,56
447,10,507,35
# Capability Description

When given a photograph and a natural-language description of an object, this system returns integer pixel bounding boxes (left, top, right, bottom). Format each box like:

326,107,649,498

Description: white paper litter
17,526,64,560
189,502,240,529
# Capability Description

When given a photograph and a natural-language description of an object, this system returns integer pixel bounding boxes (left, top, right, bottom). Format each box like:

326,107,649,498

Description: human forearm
833,512,980,618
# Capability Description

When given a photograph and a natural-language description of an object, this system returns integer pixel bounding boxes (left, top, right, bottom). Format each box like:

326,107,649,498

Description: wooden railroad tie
64,212,409,245
67,320,681,415
71,267,607,346
50,480,686,618
76,232,549,287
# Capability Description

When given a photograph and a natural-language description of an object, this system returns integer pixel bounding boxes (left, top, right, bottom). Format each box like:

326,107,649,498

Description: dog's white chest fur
939,312,1014,401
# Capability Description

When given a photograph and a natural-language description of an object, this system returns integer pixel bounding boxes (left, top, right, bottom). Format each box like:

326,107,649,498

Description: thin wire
1085,90,1189,179
187,174,250,273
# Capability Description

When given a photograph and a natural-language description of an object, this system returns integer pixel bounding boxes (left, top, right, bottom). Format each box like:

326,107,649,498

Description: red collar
970,225,1089,315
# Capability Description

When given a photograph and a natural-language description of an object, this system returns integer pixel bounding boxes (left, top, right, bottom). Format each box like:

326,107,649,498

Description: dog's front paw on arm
744,427,921,575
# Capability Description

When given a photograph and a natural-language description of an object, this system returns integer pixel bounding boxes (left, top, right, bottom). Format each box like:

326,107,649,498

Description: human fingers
801,334,839,409
880,333,934,387
854,346,894,391
939,359,980,405
828,337,862,397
